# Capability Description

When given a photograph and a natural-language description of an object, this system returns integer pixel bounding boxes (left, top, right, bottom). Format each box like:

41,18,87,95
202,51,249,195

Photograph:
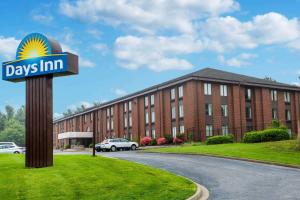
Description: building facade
53,68,300,148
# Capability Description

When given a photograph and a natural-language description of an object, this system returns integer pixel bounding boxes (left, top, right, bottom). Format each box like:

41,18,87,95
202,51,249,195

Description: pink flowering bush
173,137,184,144
141,137,152,146
156,137,168,145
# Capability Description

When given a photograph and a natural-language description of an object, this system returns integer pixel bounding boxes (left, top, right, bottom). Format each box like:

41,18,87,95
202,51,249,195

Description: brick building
53,68,300,148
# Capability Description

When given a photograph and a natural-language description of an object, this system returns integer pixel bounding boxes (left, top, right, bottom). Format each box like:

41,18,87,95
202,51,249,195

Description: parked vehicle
0,142,25,154
99,138,139,152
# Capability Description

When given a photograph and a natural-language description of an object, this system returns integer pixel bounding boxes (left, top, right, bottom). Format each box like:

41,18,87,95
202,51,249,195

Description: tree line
0,105,25,146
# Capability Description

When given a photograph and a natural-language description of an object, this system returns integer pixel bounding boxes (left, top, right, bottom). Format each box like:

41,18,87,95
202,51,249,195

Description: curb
139,151,300,170
187,183,209,200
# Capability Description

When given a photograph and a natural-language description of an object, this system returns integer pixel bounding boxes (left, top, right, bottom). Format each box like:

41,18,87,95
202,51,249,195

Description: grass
0,154,196,200
145,140,300,167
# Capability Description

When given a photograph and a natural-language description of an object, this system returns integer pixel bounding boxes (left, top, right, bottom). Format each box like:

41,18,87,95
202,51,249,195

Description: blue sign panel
2,54,68,81
2,33,78,82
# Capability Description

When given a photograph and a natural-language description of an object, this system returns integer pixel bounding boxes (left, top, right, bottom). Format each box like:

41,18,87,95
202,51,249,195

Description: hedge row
243,128,290,143
206,135,234,145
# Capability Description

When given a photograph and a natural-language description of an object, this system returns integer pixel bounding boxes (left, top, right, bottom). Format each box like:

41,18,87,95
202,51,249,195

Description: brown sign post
2,33,78,168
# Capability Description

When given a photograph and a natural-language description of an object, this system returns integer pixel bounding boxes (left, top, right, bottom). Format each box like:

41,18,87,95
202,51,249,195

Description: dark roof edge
54,69,300,123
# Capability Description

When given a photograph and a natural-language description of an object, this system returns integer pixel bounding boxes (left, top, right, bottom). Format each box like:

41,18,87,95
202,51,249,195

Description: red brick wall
212,84,221,136
198,81,206,141
155,92,162,138
184,81,198,140
163,89,171,135
253,88,263,130
277,91,285,124
261,88,272,128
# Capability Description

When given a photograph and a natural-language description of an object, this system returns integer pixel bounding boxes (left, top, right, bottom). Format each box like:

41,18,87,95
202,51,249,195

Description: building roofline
54,67,300,123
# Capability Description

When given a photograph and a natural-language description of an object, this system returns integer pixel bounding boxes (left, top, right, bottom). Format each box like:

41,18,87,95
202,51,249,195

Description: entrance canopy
58,132,93,140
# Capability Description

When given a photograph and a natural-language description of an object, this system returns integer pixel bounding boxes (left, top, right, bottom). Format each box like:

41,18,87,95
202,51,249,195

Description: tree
15,106,25,125
0,119,25,146
5,105,14,120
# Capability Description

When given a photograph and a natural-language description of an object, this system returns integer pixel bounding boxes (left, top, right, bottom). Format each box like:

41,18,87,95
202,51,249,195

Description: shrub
243,128,290,143
173,137,184,144
176,133,185,141
164,134,173,144
141,137,152,146
187,132,194,142
64,144,70,149
89,143,93,148
271,120,280,128
151,138,157,145
206,135,234,145
156,137,168,145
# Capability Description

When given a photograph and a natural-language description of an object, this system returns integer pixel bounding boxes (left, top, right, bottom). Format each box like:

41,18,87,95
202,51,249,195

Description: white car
0,142,25,154
97,138,139,152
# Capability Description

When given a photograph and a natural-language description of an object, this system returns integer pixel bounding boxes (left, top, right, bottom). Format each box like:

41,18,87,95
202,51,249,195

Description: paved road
95,151,300,200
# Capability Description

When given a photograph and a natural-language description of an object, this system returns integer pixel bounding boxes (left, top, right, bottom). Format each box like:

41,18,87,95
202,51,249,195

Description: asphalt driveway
98,151,300,200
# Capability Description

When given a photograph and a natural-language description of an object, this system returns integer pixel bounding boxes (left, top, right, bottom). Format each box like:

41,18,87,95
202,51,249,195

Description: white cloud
54,112,63,119
0,36,20,60
114,35,200,71
86,29,102,39
218,53,257,67
61,43,96,68
292,82,300,87
114,88,127,97
59,0,239,34
32,13,53,25
199,12,300,52
68,101,93,110
80,58,96,68
92,43,109,55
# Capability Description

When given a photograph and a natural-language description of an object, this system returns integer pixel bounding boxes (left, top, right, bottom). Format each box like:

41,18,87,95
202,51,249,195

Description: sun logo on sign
16,33,51,60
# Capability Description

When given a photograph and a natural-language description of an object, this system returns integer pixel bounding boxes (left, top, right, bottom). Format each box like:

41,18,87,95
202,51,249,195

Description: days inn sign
2,33,77,82
2,33,78,168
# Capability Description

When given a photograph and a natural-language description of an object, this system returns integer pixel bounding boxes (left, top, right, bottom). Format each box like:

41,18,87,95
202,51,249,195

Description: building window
205,104,212,116
271,90,277,101
180,125,185,134
145,96,148,107
204,83,212,95
178,86,183,98
110,107,114,116
222,125,229,136
150,95,155,106
124,103,127,112
152,129,156,139
286,110,291,121
272,108,277,120
145,111,149,124
245,88,251,101
206,125,213,137
151,109,155,123
171,105,176,120
246,107,252,119
107,120,110,131
221,105,228,117
106,108,110,117
220,85,227,96
124,114,127,128
90,113,93,121
84,114,87,123
111,118,114,130
128,101,132,111
179,100,184,118
288,129,292,136
284,92,290,103
145,129,150,137
171,88,176,100
172,126,177,138
129,113,132,127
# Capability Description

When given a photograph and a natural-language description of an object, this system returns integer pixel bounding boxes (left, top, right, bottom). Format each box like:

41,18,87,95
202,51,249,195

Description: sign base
25,76,53,168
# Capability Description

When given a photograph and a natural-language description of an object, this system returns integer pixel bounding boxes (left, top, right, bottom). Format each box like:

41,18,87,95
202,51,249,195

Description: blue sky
0,0,300,118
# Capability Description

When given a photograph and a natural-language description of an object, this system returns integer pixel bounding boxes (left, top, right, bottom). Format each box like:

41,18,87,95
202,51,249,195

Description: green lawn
0,154,196,200
145,140,300,167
